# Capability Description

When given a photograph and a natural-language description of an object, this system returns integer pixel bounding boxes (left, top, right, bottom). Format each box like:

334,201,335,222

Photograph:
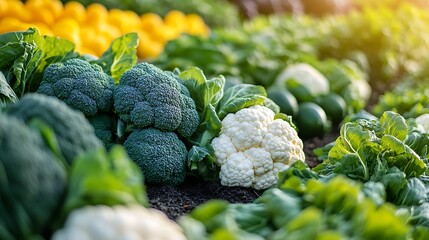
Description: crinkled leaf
380,135,426,177
187,103,222,148
25,32,77,92
377,167,407,201
277,161,321,192
405,131,429,159
362,181,386,206
204,104,222,136
178,67,225,117
187,145,220,181
315,123,378,181
217,83,266,119
93,32,138,83
0,72,17,103
380,111,408,141
395,178,428,206
0,36,26,71
189,200,231,229
262,97,279,114
0,28,76,96
408,203,429,229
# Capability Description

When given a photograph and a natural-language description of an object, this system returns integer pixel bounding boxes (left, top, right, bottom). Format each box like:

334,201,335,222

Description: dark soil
146,129,340,220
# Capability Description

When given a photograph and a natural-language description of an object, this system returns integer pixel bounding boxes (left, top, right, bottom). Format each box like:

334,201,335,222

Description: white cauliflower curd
211,105,305,190
51,205,186,240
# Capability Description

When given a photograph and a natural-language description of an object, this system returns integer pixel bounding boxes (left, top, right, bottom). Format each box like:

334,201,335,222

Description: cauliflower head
37,58,115,117
416,113,429,132
113,62,199,138
52,205,186,240
211,105,305,190
274,63,329,100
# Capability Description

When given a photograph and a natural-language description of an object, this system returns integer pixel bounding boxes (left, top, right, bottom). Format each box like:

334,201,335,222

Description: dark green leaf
61,146,147,218
395,178,428,206
229,203,272,236
0,72,17,103
362,181,386,206
262,97,279,114
380,135,426,177
178,67,225,117
255,188,301,228
187,145,220,181
217,84,266,119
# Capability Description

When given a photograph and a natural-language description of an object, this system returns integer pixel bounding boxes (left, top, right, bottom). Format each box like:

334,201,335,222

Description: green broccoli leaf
178,66,225,117
0,72,17,103
187,144,220,181
92,32,139,83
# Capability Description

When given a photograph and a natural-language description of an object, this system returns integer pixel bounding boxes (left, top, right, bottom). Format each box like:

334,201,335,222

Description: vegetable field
1,0,429,239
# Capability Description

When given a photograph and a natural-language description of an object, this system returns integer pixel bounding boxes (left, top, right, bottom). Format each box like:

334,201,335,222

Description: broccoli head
123,128,188,185
113,62,199,138
0,115,67,239
87,113,117,149
37,58,115,117
6,93,103,164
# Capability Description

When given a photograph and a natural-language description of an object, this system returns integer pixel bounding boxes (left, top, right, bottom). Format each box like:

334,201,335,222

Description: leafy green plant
373,81,429,119
0,28,77,101
153,15,320,88
61,145,147,216
179,175,411,240
177,67,269,180
307,111,429,236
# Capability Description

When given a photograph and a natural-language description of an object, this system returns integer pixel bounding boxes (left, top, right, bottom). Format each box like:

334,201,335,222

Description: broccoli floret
0,115,67,239
123,128,188,185
113,62,199,138
87,114,117,149
37,58,115,117
6,93,103,164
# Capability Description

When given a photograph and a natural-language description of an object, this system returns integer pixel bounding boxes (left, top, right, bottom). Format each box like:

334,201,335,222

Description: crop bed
3,1,429,239
147,131,338,219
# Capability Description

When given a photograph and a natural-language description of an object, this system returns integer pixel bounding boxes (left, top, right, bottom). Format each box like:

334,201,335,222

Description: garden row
1,1,429,239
